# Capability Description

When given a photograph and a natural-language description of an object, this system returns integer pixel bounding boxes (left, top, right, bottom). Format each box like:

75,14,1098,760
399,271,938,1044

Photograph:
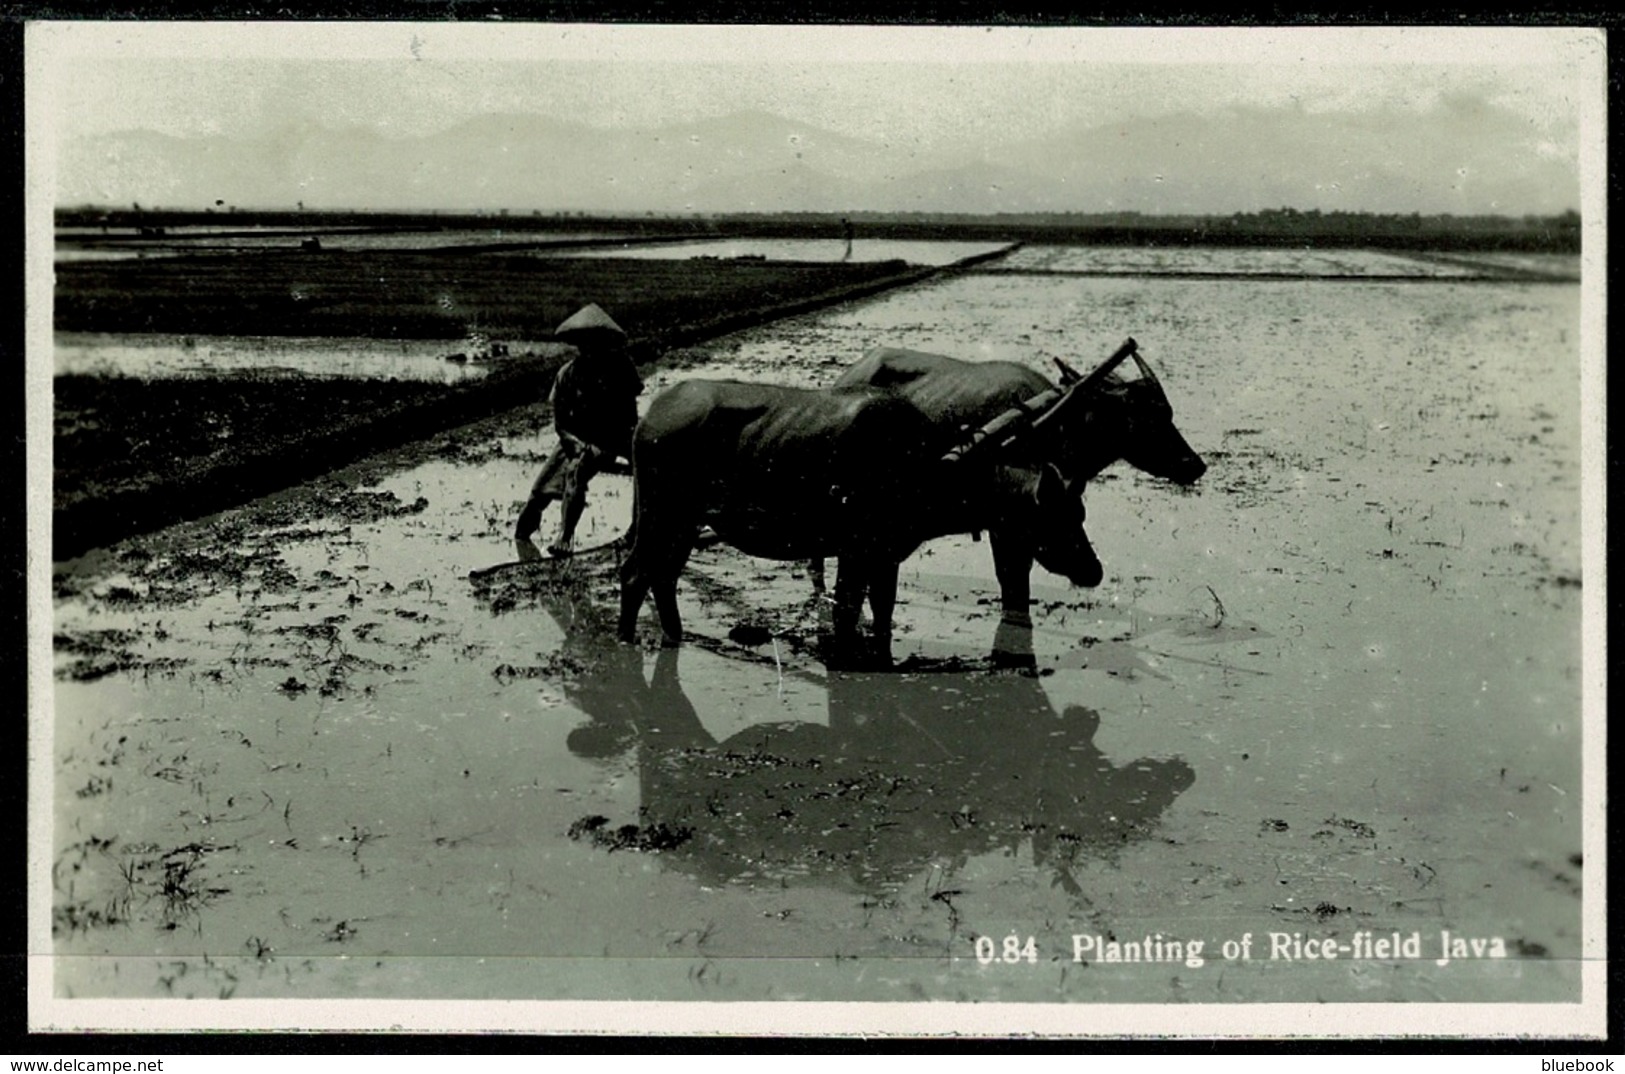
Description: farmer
515,304,643,555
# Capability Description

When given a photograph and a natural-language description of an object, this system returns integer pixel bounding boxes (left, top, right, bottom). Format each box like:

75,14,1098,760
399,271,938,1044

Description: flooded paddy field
53,333,557,382
550,238,1011,265
44,248,1587,1017
993,244,1581,281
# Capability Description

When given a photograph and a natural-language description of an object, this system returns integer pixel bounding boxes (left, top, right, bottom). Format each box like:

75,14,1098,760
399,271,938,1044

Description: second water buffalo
816,340,1207,620
617,379,1103,647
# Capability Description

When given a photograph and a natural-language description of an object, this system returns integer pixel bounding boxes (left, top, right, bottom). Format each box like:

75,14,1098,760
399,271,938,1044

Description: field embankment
52,251,966,559
53,249,926,340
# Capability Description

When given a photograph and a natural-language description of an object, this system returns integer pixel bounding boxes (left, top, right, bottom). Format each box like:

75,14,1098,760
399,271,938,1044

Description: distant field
51,249,940,558
53,250,919,341
994,245,1477,277
56,206,1583,254
991,245,1580,281
53,228,642,262
546,238,1011,266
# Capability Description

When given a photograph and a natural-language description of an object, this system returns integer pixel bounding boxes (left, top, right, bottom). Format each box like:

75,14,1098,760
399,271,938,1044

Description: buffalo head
1022,464,1104,589
1049,346,1207,486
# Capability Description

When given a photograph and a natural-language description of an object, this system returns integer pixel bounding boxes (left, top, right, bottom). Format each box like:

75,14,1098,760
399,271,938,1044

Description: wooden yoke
939,387,1064,464
1025,337,1138,443
941,337,1138,465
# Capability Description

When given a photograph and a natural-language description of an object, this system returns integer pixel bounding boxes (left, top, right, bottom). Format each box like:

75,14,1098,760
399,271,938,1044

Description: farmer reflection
515,304,643,556
562,619,1195,894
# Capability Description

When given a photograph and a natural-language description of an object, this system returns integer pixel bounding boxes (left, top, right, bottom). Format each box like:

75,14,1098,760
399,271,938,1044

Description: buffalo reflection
553,609,1194,896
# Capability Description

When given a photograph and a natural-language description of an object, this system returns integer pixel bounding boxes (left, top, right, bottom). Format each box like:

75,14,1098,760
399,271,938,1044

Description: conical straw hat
555,304,627,344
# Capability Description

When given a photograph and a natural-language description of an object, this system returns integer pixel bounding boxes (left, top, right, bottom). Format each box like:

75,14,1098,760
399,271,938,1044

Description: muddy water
995,245,1485,277
48,256,1584,1010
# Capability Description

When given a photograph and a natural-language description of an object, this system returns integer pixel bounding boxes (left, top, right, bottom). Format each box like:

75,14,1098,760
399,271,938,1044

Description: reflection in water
540,572,1195,894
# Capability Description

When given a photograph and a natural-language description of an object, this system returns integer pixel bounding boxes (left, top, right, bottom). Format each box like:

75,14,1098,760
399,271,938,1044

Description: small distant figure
516,304,644,556
841,216,854,262
300,236,322,252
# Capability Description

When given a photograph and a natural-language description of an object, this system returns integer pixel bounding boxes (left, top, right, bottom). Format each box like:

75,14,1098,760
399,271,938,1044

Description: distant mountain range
58,104,1579,216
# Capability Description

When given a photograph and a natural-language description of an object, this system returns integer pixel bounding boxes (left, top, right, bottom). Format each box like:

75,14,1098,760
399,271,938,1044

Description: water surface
48,253,1586,1013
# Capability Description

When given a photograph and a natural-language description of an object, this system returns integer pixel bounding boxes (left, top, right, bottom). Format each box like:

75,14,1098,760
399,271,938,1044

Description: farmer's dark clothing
516,340,643,552
551,348,642,457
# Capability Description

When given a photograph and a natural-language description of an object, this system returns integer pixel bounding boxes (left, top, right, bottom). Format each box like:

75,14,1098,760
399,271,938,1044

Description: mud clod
567,814,693,853
1322,816,1376,840
727,623,774,647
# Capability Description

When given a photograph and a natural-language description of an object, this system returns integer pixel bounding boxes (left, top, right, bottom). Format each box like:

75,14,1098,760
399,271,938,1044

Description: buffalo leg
617,478,647,641
652,533,700,645
831,558,869,637
990,530,1035,627
619,553,683,645
617,564,652,643
617,518,658,644
866,560,900,640
621,525,696,645
619,562,686,645
651,581,683,647
618,441,701,644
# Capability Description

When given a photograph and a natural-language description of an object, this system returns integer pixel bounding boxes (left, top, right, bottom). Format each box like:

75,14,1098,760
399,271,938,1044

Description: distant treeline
56,205,1582,253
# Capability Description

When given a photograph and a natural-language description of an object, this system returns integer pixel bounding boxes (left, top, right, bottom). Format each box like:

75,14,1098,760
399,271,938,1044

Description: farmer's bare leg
516,448,569,539
549,449,603,556
514,537,543,563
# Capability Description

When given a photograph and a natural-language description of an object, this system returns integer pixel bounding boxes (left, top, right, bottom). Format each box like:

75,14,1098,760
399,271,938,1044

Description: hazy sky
40,24,1594,140
30,23,1603,214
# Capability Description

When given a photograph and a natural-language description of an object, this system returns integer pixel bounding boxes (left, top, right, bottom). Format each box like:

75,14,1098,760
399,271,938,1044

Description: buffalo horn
1052,340,1134,392
1020,337,1139,441
1079,337,1139,393
1131,351,1165,393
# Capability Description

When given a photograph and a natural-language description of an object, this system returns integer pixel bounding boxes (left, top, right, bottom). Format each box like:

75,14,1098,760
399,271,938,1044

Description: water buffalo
617,379,1103,647
815,339,1207,620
